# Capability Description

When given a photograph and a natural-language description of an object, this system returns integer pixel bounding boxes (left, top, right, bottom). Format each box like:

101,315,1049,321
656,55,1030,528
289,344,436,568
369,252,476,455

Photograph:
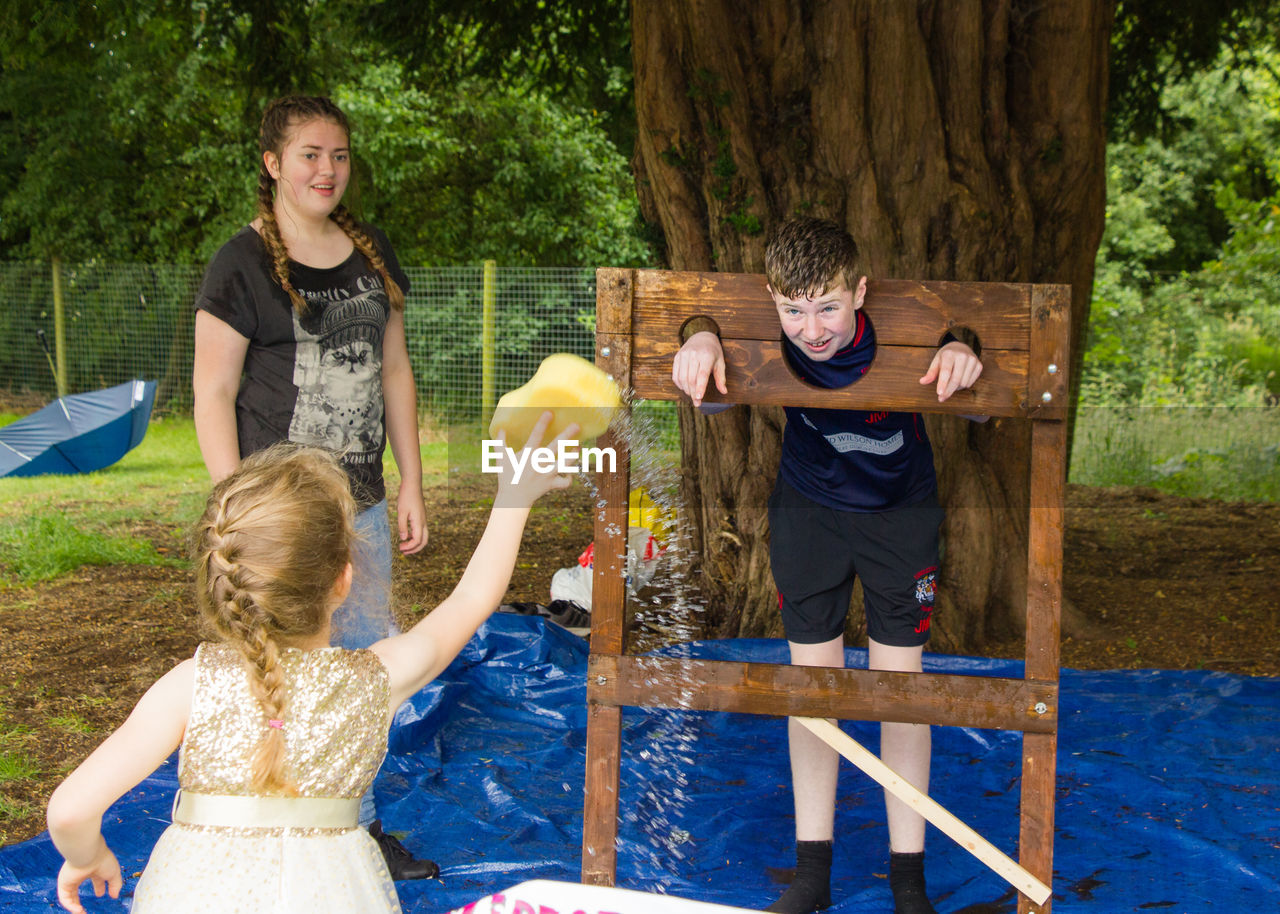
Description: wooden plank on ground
797,717,1052,907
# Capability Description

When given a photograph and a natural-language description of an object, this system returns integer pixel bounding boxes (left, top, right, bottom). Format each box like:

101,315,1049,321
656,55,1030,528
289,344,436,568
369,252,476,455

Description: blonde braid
329,205,405,311
200,516,296,794
256,167,308,314
235,606,294,795
193,445,357,797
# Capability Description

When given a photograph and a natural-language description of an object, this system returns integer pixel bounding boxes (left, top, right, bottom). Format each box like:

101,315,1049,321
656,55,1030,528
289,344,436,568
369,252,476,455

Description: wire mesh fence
0,262,598,425
3,263,1277,500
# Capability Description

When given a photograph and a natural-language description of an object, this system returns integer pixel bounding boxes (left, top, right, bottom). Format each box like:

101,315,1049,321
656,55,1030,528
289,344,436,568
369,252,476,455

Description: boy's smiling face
769,275,867,361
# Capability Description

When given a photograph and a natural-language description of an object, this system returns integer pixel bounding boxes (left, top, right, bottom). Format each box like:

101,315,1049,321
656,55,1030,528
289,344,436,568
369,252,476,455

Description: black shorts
768,478,944,647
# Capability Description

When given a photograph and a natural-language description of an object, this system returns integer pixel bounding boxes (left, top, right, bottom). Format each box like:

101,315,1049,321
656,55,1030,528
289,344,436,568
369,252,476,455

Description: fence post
482,259,496,425
51,258,68,397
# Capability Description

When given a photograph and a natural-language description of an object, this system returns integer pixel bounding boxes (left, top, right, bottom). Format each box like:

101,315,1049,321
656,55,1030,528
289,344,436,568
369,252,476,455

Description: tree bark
632,0,1112,650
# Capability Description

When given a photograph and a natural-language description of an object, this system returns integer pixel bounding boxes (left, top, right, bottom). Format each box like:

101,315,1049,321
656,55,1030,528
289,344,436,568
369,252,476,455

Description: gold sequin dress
132,642,402,913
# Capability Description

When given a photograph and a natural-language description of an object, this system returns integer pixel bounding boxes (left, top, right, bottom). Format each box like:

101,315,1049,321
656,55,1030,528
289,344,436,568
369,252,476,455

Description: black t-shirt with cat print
194,225,410,508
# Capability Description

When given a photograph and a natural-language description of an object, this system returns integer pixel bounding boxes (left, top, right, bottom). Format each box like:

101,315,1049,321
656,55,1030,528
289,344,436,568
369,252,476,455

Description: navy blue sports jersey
778,310,937,512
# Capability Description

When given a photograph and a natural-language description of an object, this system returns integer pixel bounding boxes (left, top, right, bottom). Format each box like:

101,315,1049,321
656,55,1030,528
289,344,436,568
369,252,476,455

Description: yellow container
488,353,622,445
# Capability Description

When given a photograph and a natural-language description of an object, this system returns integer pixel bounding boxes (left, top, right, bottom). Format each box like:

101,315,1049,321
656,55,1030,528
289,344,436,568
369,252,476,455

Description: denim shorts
329,500,396,650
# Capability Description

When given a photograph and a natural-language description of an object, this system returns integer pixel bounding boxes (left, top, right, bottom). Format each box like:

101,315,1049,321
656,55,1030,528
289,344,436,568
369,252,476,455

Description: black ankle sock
766,840,833,913
889,851,936,914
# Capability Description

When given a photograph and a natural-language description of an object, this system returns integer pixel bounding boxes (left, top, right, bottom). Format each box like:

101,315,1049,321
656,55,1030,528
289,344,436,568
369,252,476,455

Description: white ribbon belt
171,790,360,829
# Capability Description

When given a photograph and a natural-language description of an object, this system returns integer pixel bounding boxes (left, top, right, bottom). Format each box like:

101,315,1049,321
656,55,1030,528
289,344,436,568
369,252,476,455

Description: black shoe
369,819,439,880
547,599,591,629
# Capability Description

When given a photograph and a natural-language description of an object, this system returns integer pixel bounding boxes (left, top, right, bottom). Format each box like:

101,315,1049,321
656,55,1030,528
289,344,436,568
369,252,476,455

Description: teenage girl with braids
47,416,575,914
191,95,434,876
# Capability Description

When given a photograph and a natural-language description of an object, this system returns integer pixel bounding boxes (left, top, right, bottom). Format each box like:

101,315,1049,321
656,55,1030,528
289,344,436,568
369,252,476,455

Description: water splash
595,393,713,892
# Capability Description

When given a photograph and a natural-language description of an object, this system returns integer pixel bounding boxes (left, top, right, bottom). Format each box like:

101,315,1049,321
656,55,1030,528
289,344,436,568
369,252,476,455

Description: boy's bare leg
788,636,846,839
869,637,936,914
868,638,931,851
767,636,845,912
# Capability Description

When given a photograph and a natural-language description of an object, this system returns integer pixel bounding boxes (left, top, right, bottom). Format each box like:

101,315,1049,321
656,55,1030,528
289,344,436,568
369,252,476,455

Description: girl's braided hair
192,444,355,795
256,95,405,314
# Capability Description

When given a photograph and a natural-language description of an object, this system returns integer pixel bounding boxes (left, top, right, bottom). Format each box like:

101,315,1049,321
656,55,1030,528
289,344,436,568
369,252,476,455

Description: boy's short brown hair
764,218,861,299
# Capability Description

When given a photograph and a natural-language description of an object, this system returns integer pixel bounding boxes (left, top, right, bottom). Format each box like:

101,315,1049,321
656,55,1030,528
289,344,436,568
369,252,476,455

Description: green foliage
1084,45,1280,408
0,2,267,261
338,66,653,267
0,263,201,403
1109,0,1280,136
0,3,645,268
403,268,599,422
360,0,634,152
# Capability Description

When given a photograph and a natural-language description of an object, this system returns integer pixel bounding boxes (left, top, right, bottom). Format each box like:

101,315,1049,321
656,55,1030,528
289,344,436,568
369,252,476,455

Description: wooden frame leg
1018,730,1058,913
582,703,622,885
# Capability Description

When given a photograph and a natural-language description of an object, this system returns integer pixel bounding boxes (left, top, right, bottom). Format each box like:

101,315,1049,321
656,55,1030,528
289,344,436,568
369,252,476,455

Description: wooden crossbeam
586,655,1058,733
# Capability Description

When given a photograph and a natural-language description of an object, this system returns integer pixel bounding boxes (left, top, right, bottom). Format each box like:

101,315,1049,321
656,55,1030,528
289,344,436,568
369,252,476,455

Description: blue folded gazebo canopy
0,379,157,478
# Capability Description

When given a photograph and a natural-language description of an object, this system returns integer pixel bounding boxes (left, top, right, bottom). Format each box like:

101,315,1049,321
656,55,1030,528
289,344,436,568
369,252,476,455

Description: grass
0,703,38,789
1070,406,1280,501
48,713,95,734
0,415,211,529
0,405,1272,589
0,414,453,587
0,710,38,839
0,514,170,584
0,751,38,783
0,741,37,781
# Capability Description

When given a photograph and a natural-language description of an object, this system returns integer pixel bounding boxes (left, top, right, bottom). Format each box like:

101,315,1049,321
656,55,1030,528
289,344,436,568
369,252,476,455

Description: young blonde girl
47,415,575,914
192,94,431,873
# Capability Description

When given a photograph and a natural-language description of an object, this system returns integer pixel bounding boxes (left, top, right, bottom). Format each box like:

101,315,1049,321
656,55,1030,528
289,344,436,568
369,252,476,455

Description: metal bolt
1041,391,1052,403
601,346,611,358
1047,363,1058,374
1034,702,1048,715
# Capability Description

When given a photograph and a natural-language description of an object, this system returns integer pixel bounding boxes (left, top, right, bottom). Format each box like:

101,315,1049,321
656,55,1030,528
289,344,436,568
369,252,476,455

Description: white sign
481,439,617,483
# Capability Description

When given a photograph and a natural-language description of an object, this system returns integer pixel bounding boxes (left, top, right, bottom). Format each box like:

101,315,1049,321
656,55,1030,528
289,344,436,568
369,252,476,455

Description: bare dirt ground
1,481,1277,847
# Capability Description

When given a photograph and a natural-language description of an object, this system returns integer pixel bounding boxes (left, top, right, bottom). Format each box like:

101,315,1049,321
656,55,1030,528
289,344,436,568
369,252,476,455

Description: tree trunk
631,0,1112,651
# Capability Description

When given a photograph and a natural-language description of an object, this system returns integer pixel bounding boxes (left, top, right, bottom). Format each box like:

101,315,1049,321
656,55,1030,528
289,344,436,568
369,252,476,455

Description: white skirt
131,823,401,914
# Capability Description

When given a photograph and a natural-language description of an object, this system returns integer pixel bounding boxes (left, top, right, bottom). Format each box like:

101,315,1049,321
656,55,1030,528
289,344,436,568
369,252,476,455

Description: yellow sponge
488,353,622,445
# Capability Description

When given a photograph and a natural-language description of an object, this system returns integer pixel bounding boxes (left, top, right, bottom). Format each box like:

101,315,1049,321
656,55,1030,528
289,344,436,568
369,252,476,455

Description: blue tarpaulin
2,613,1276,911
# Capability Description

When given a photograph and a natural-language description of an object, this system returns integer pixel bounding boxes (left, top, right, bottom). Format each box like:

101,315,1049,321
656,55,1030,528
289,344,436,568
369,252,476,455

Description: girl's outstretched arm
48,659,193,914
374,412,576,707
